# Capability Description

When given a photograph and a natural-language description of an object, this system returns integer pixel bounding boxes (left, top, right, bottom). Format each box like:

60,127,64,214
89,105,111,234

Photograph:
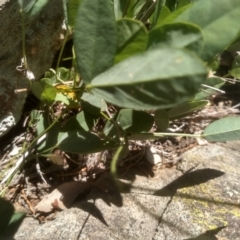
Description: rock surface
0,0,64,137
155,143,240,239
14,142,240,240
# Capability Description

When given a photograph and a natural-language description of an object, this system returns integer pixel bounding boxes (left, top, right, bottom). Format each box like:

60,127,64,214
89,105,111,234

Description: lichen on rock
0,0,65,137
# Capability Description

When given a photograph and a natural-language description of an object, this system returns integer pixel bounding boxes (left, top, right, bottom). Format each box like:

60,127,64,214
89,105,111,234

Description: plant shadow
72,163,238,238
184,226,226,240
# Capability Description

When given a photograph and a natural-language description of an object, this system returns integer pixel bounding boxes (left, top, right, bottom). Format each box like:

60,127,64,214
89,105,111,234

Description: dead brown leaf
35,181,93,213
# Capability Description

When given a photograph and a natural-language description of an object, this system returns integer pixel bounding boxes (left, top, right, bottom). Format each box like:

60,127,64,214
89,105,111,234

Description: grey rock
14,143,240,240
154,144,240,239
14,167,181,240
0,0,64,137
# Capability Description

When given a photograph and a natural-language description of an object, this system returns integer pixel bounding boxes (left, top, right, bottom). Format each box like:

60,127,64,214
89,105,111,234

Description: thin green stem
100,111,111,121
129,132,202,140
62,57,73,61
110,145,124,176
20,8,28,70
154,132,201,137
72,46,79,88
56,32,69,72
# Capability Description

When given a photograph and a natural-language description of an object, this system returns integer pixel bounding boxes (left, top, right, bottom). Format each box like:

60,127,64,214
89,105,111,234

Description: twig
201,84,225,94
36,154,47,184
21,189,35,214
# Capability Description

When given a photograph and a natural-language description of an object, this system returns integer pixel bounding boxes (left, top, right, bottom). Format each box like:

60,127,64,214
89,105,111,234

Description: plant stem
128,132,202,140
110,145,124,176
56,30,69,72
20,8,28,70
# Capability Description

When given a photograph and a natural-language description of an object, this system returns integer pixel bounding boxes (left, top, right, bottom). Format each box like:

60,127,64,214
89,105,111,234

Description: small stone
146,145,162,165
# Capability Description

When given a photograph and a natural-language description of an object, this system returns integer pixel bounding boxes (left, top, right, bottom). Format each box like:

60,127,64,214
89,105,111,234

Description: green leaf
58,130,119,153
43,71,58,84
74,0,117,83
177,0,191,9
103,109,153,140
207,59,219,72
176,0,240,61
18,0,37,12
117,109,154,133
54,93,80,108
103,117,119,140
113,0,129,19
8,212,25,228
148,22,203,54
150,0,165,28
0,198,25,238
34,111,46,136
154,109,169,131
61,111,96,132
37,123,60,153
6,212,25,234
230,68,240,79
0,198,14,234
56,67,74,82
80,92,107,116
165,0,178,11
30,109,42,126
227,36,240,52
67,0,82,27
167,100,208,119
103,115,120,140
203,117,240,142
19,0,48,17
153,5,171,27
88,47,208,110
115,19,148,64
155,5,191,27
31,110,61,154
35,112,60,153
126,0,146,18
193,77,225,101
28,0,48,17
1,210,25,239
31,79,56,104
229,55,240,79
232,54,240,68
